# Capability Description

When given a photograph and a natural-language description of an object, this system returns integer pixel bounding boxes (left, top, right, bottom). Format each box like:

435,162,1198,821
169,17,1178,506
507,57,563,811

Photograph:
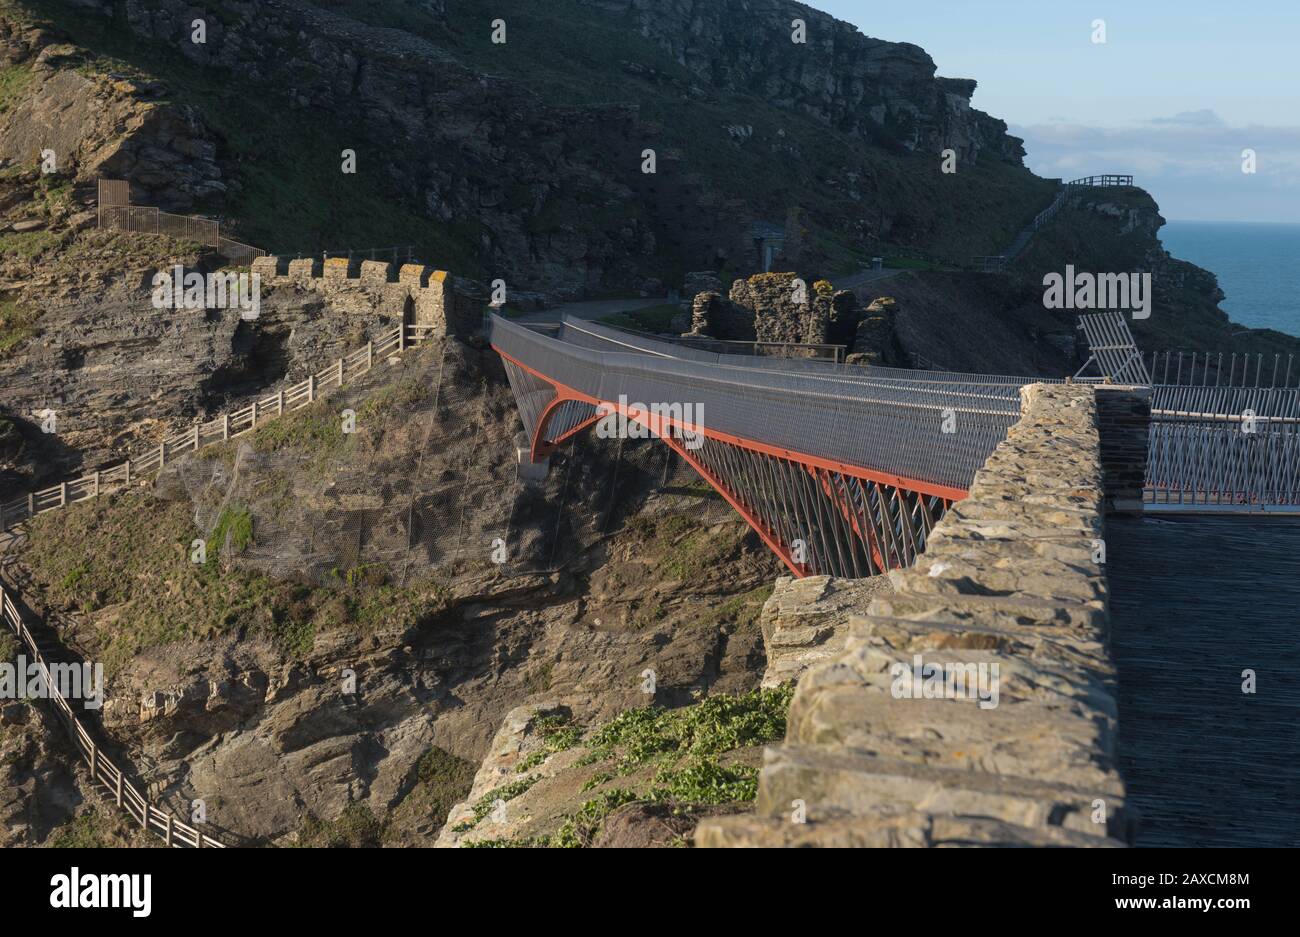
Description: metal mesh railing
491,314,1021,492
95,179,265,264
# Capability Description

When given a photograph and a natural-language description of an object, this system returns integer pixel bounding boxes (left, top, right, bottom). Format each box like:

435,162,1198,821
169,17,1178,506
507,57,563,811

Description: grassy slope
9,0,486,272
21,492,451,675
8,0,1057,283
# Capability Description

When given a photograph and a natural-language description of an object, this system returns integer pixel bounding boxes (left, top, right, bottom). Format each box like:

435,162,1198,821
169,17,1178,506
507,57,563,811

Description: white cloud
1011,113,1300,220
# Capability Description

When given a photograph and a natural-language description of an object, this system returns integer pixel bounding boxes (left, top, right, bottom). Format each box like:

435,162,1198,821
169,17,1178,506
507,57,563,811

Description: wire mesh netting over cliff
174,337,735,588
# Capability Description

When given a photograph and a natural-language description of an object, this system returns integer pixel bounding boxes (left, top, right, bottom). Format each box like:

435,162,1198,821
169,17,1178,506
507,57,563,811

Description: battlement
249,256,484,337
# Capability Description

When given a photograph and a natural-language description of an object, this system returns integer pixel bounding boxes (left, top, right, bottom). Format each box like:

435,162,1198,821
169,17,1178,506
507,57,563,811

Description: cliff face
581,0,1024,163
2,0,1047,297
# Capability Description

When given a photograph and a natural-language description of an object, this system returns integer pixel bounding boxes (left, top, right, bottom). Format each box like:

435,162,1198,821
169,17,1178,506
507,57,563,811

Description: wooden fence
1,323,438,532
0,319,441,846
0,584,227,847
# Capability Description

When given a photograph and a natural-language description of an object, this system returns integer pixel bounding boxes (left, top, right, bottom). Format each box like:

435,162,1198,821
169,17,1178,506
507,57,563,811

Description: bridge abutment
698,383,1136,847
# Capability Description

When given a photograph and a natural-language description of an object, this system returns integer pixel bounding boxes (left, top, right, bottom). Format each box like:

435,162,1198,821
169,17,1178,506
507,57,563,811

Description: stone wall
724,273,860,346
250,256,485,338
698,383,1137,847
1095,385,1151,512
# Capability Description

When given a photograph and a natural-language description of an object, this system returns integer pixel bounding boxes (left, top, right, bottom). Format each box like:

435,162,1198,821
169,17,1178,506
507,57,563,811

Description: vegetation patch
21,494,450,672
384,745,477,840
597,304,682,334
515,712,583,774
295,803,383,848
0,62,34,113
0,299,39,357
206,505,254,557
452,774,542,833
252,399,348,455
0,230,64,261
461,686,794,848
45,807,158,848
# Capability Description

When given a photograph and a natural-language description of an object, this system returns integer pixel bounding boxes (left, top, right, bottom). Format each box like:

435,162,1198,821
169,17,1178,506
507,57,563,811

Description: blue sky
815,0,1300,222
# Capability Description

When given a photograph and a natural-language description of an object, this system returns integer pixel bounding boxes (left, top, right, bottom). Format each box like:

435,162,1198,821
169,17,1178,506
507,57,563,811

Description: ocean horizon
1159,220,1300,340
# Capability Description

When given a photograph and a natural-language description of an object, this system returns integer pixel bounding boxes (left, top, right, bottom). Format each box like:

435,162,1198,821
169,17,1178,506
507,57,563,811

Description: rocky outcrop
846,296,900,365
0,247,412,486
3,0,1045,297
0,21,223,210
698,383,1137,847
579,0,1025,164
758,575,891,688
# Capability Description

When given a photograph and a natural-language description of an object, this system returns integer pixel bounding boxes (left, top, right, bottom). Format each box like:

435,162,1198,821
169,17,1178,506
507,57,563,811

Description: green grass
597,303,682,334
0,629,17,662
0,299,40,357
461,686,795,847
0,230,64,262
251,399,348,454
21,494,450,672
0,62,34,113
295,803,383,848
207,506,254,557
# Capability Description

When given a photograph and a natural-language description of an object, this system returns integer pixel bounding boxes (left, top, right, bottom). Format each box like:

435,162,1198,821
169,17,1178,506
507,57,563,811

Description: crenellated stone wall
250,256,486,338
698,383,1140,847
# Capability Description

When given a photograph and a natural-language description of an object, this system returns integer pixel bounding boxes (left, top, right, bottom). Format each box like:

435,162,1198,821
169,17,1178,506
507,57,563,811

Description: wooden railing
1067,174,1134,188
0,583,226,847
0,319,441,846
0,323,438,532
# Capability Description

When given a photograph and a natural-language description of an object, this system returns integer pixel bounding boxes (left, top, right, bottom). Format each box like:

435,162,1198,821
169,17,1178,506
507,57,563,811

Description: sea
1160,220,1300,339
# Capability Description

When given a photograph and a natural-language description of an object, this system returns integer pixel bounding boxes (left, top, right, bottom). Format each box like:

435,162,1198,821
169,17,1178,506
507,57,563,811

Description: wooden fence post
398,326,405,354
366,340,373,370
88,741,97,778
193,424,200,450
93,470,100,497
60,482,68,506
337,357,344,386
307,375,315,403
158,442,166,468
222,414,229,440
278,390,284,415
251,403,257,429
141,801,149,831
115,772,123,806
165,814,173,847
27,492,33,519
124,460,131,486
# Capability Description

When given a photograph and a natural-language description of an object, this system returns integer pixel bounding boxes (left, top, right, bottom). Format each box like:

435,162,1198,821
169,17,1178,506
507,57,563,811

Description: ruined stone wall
698,383,1139,847
725,273,860,346
250,256,485,338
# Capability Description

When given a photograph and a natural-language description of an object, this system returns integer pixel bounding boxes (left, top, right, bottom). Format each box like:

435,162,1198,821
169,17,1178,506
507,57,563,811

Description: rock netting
698,383,1136,847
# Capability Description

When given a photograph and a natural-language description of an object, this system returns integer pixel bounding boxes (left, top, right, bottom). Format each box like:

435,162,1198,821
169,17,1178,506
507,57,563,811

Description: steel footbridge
490,310,1300,578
